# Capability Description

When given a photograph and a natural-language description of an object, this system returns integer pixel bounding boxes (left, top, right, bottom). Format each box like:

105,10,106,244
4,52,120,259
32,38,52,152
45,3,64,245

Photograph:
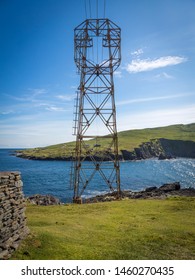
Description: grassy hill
12,197,195,260
17,123,195,159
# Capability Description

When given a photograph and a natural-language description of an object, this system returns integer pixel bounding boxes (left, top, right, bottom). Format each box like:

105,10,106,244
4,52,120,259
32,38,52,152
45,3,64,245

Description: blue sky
0,0,195,148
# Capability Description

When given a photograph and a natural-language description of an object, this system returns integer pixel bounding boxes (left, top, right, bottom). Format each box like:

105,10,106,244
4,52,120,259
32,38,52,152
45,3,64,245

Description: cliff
121,138,195,160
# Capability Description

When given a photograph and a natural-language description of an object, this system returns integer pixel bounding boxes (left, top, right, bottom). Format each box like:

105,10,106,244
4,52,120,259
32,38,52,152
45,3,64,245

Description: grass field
12,197,195,260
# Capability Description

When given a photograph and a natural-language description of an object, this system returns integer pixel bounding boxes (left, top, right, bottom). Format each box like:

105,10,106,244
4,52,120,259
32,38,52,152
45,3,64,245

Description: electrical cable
84,0,87,18
89,0,92,18
104,0,106,18
96,0,98,18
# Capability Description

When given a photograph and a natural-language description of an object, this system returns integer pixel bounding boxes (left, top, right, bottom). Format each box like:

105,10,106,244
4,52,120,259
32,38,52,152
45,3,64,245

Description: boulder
27,194,61,205
159,182,180,192
145,186,158,192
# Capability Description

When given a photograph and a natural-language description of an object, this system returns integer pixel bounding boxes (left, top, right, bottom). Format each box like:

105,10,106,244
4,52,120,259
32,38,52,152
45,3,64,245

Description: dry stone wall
0,171,29,259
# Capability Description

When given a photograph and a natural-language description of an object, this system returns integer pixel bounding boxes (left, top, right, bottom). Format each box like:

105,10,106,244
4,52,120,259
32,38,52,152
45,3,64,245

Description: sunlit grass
12,197,195,260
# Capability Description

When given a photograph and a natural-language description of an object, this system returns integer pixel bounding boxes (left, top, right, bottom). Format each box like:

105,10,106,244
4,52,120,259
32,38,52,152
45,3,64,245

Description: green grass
12,197,195,260
18,123,195,159
118,123,195,151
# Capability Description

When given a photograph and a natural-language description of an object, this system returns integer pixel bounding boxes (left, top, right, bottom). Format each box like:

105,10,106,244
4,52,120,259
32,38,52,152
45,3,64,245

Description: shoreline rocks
85,182,195,203
26,194,61,206
24,182,195,205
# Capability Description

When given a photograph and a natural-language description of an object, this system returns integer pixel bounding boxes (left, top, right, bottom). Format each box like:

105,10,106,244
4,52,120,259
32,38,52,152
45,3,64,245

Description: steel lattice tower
72,18,121,203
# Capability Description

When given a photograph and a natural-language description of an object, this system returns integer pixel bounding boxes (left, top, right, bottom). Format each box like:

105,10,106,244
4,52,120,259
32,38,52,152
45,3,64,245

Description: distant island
16,123,195,161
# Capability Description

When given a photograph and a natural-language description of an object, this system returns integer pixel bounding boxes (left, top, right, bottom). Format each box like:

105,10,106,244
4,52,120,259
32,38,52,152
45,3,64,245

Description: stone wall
0,171,29,259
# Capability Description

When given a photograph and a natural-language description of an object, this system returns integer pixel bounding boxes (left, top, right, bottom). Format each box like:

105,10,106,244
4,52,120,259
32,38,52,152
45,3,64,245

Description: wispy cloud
28,88,47,96
154,72,174,79
114,71,122,78
34,102,50,107
130,48,144,56
118,104,195,131
0,119,74,148
116,93,192,106
6,88,48,102
45,106,66,112
56,94,75,101
125,56,187,73
0,110,14,115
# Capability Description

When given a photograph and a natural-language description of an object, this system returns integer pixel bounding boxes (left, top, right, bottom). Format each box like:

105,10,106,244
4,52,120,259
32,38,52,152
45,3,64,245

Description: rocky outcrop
121,139,165,160
26,194,61,206
0,172,29,260
86,182,195,203
159,138,195,158
121,139,195,160
120,150,136,160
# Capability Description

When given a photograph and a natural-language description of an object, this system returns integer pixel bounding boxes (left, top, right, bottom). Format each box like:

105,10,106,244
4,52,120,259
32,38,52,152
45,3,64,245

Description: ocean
0,149,195,202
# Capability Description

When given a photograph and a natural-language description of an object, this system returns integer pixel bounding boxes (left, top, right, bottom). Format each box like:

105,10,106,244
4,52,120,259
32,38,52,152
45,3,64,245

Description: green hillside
17,123,195,159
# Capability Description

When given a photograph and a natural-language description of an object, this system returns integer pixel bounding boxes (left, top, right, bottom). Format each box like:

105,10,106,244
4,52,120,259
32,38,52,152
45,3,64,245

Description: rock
0,250,9,260
27,194,61,205
121,150,136,160
158,153,173,160
158,153,167,160
145,186,158,192
159,138,195,158
87,182,194,203
159,182,180,192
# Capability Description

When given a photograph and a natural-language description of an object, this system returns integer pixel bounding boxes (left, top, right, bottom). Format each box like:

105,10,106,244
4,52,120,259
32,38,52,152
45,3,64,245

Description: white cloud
56,94,75,101
154,72,174,79
6,88,48,102
0,119,74,148
45,106,66,112
117,104,195,131
116,93,191,106
0,110,14,115
28,88,47,96
125,56,187,73
130,48,144,56
114,71,122,78
34,102,50,107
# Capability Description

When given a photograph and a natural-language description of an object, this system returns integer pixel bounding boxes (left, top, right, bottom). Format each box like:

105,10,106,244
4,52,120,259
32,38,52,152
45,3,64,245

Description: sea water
0,149,195,202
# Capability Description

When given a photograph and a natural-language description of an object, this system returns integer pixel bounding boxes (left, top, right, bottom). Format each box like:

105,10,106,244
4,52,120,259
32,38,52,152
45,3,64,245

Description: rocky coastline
15,138,195,161
86,182,195,203
25,182,195,206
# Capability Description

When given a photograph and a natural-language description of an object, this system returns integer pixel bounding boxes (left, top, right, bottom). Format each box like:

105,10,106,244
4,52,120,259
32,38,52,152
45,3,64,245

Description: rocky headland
16,138,195,161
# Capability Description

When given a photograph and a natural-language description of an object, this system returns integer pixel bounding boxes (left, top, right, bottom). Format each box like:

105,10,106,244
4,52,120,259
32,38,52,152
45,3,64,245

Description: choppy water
0,149,195,202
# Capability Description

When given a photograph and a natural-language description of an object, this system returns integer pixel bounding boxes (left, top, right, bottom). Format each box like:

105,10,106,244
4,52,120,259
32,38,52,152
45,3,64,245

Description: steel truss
72,18,121,202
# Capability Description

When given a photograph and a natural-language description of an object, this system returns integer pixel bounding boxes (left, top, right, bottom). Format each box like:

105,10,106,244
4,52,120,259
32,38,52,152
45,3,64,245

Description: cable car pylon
71,18,121,203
